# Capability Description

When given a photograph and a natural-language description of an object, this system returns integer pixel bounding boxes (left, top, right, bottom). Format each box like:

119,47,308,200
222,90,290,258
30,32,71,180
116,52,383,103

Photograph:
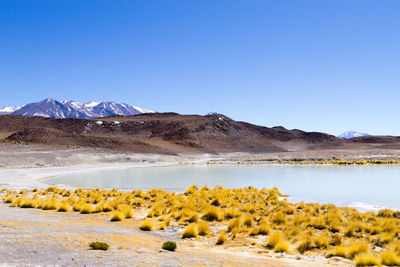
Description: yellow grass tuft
120,206,133,218
42,200,57,210
20,198,36,208
256,222,271,235
380,250,400,266
202,207,222,222
3,196,14,203
227,217,241,233
224,209,241,219
354,253,380,266
274,241,289,253
182,224,198,238
139,220,153,231
183,212,198,223
197,221,211,236
347,242,369,259
313,234,329,249
297,238,313,254
80,204,93,214
159,222,166,230
331,246,347,258
72,202,83,212
110,211,125,221
92,202,104,213
102,203,114,212
216,233,226,245
271,212,287,225
242,215,254,227
57,202,70,212
267,232,283,249
251,222,271,236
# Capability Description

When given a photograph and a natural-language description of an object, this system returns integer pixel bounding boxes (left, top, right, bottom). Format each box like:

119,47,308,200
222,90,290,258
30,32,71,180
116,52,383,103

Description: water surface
47,164,400,211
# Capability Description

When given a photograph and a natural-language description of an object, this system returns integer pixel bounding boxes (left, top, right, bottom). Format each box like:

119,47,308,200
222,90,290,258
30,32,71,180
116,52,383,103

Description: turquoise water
46,164,400,210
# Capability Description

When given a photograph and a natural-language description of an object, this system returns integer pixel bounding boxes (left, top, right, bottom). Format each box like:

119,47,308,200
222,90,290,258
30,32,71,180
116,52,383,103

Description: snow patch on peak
0,107,17,112
0,105,24,114
85,101,101,108
131,106,155,114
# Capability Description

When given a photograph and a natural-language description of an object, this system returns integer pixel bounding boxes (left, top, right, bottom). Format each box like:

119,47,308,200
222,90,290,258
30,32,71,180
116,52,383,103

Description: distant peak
337,131,370,139
1,99,154,119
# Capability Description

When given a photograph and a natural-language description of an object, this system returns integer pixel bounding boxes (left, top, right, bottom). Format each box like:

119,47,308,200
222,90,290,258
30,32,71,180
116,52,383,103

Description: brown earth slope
0,113,398,153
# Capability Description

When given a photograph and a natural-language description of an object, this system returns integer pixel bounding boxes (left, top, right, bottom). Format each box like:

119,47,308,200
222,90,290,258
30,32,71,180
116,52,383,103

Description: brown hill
0,113,380,153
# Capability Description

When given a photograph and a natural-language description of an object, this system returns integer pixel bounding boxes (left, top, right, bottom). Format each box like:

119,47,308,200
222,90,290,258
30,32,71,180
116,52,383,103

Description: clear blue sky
1,0,399,135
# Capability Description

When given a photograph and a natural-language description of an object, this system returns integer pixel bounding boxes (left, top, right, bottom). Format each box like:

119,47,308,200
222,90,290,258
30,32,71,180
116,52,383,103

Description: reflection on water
47,164,400,210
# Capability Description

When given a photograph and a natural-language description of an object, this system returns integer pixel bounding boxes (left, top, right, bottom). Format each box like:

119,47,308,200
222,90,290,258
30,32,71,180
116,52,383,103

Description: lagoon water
46,164,400,211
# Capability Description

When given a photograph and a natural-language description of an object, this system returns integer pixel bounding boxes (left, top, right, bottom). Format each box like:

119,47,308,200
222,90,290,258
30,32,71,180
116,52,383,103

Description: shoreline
2,153,400,213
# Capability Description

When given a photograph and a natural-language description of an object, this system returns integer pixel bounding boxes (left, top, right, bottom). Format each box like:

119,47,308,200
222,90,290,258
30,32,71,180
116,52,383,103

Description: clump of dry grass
242,215,254,228
3,196,14,203
309,218,326,230
120,206,133,218
274,241,289,253
227,217,241,232
182,224,198,238
267,232,283,249
159,222,166,230
354,253,380,266
139,220,153,231
271,212,287,225
80,204,93,214
224,209,241,219
313,234,329,249
197,221,211,236
57,202,69,212
201,207,222,222
42,200,57,210
19,198,36,208
251,222,270,236
297,238,313,254
110,211,125,221
331,246,347,258
216,233,226,245
347,242,369,259
102,203,114,212
380,250,400,266
72,202,83,212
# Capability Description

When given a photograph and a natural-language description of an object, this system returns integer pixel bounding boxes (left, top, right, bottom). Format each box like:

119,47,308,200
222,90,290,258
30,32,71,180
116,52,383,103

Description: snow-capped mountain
0,98,154,119
0,105,24,115
337,131,370,139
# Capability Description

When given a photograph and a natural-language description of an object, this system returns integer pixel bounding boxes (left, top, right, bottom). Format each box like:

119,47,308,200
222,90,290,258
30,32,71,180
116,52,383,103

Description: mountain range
1,112,399,153
0,98,154,119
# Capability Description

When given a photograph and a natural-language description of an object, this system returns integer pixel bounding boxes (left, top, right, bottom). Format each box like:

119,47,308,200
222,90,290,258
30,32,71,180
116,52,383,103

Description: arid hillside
0,113,398,153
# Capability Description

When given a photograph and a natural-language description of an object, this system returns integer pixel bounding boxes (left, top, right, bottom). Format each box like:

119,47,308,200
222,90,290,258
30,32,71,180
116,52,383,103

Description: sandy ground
0,144,397,266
